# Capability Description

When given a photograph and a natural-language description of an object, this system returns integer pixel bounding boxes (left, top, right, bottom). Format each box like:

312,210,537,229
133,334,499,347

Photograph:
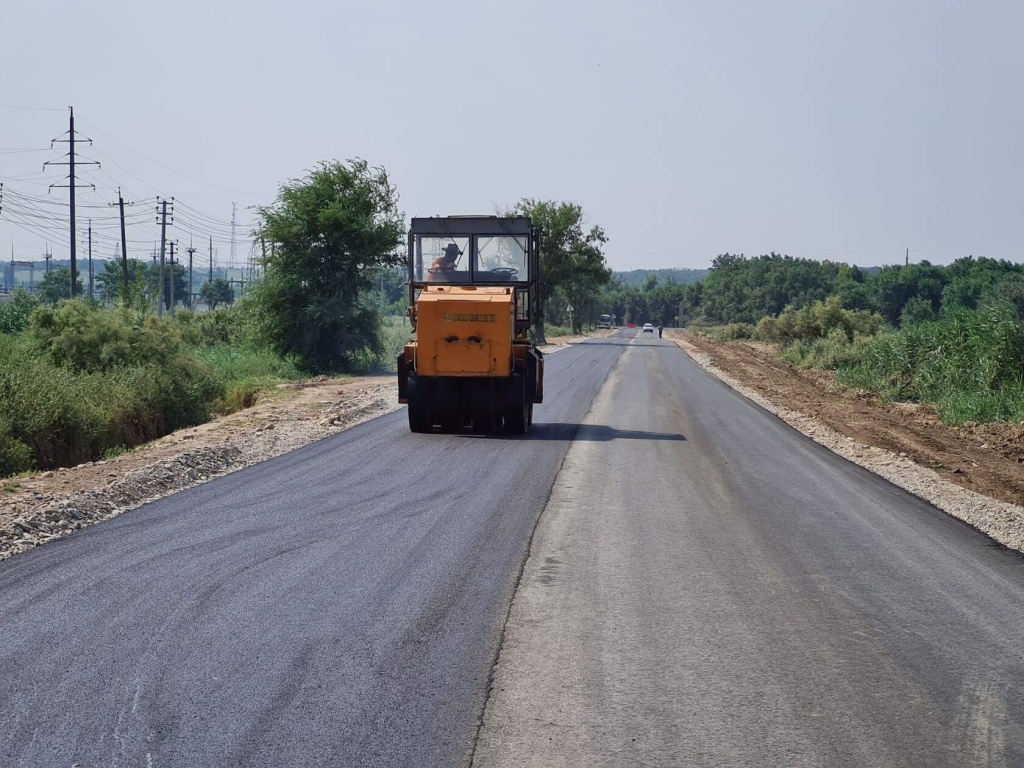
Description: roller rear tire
407,376,432,433
504,376,529,435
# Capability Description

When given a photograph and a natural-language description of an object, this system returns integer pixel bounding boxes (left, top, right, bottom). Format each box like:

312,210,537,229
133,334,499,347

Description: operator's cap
443,243,460,257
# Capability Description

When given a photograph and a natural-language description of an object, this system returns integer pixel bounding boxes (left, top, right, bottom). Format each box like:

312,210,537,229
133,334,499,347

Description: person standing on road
658,325,663,338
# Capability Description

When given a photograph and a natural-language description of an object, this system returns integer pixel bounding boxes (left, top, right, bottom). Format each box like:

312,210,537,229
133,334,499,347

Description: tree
512,199,610,339
36,268,83,306
251,159,405,373
96,259,149,306
872,264,947,325
147,262,189,311
200,278,235,310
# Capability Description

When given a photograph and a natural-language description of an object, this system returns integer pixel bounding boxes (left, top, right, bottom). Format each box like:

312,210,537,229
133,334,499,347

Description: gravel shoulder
0,334,604,561
670,330,1024,554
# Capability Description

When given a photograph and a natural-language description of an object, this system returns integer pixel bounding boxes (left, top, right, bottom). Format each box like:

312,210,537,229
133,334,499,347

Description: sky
1,0,1021,272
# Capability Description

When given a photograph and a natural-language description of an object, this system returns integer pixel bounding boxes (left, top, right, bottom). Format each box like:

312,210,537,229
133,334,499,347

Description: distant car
642,323,654,333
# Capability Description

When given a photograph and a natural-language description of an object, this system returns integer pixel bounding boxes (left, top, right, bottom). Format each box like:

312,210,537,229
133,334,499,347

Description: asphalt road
474,331,1024,767
3,329,1024,767
0,336,625,767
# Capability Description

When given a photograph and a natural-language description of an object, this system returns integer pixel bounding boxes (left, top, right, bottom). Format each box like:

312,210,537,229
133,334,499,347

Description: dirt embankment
671,330,1024,552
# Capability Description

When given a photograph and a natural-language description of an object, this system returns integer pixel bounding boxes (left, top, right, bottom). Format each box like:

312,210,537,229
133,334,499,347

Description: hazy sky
1,0,1021,271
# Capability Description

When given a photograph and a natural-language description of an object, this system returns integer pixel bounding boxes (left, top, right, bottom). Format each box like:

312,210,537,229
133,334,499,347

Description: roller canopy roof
409,217,533,236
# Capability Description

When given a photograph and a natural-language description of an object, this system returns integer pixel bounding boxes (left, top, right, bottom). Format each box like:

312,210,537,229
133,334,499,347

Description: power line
77,115,272,198
0,104,66,112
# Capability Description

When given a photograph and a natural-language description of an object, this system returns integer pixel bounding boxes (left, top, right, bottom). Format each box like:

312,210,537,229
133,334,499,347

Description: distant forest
612,268,707,286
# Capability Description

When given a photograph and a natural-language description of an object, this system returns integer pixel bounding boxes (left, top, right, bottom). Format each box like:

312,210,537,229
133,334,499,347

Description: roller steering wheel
490,267,519,277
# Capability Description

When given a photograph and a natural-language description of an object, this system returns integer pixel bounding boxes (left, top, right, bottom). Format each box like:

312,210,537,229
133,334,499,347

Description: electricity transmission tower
43,107,99,298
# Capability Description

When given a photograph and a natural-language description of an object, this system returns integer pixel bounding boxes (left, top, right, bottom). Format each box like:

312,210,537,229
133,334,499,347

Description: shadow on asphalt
459,423,686,442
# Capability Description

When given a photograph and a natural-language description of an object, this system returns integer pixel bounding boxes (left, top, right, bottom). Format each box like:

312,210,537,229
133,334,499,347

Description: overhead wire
0,104,67,112
77,115,272,199
3,136,260,270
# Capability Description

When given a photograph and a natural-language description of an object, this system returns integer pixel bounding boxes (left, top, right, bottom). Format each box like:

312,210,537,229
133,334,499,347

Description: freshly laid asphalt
0,337,625,767
3,329,1024,767
473,332,1024,767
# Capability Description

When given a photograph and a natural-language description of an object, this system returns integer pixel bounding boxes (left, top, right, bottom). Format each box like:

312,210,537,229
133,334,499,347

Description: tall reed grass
840,303,1024,423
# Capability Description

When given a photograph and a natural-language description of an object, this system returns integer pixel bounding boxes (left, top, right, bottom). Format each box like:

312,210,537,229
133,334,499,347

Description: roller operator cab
397,216,544,434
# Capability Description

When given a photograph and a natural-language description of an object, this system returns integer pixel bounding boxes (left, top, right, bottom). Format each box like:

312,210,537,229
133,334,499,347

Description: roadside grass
102,445,131,460
0,302,310,478
542,323,575,338
192,344,303,414
701,299,1024,426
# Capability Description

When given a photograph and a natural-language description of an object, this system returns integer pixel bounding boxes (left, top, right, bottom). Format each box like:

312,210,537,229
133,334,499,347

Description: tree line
20,260,237,311
584,253,1024,330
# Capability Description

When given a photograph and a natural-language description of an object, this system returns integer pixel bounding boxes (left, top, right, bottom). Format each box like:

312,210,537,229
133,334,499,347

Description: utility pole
44,107,98,298
87,220,93,300
168,240,177,316
156,197,173,316
209,235,214,283
905,248,909,266
43,246,52,273
187,238,196,309
110,189,133,301
230,201,237,273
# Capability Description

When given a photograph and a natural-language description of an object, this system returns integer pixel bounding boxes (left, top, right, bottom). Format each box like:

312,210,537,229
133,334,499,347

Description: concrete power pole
87,220,93,300
209,235,214,283
168,240,177,316
156,198,173,316
187,239,196,309
230,202,237,275
110,189,133,301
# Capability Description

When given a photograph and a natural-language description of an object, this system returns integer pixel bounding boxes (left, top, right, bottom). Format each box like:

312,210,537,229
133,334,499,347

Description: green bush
718,323,757,341
376,316,412,372
0,290,40,335
0,304,231,476
780,329,876,370
174,307,250,347
30,301,183,372
756,296,884,344
0,337,221,470
0,412,33,477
